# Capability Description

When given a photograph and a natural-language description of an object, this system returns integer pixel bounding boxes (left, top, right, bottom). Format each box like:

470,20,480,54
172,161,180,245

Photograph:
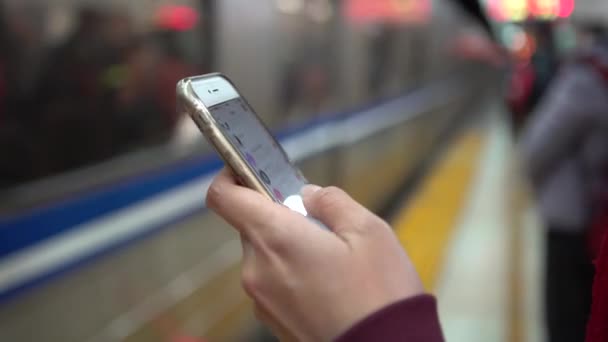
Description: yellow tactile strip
393,130,485,291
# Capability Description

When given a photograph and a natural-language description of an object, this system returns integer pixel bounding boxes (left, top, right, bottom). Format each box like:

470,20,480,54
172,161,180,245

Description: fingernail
301,184,322,198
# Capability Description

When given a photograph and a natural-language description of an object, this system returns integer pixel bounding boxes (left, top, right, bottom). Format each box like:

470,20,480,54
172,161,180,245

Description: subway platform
393,102,544,342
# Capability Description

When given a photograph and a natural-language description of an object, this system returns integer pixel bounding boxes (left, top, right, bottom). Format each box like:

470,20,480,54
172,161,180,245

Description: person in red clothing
206,169,444,341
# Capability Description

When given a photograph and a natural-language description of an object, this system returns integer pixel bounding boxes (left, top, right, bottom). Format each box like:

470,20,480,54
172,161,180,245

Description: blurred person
284,63,333,124
4,5,45,94
583,27,608,341
577,24,607,55
31,7,115,174
35,7,109,100
279,62,300,116
0,6,16,184
368,25,396,96
114,31,198,147
503,22,561,123
521,25,608,342
0,4,14,121
528,21,560,111
113,37,168,147
0,5,39,186
153,30,200,132
579,25,608,260
279,51,336,126
101,10,134,53
29,7,140,176
506,57,536,130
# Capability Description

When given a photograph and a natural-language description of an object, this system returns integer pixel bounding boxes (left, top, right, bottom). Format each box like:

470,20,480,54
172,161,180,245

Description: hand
206,169,424,341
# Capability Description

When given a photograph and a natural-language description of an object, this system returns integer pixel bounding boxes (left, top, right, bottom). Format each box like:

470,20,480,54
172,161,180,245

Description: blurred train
0,0,500,341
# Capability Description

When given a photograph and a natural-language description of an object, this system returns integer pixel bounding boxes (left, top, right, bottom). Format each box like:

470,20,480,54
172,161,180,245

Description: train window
337,0,436,105
209,0,342,129
0,1,210,188
276,3,341,126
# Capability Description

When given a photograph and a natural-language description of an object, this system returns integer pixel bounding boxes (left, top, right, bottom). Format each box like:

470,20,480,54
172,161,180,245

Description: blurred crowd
514,20,608,342
0,6,199,187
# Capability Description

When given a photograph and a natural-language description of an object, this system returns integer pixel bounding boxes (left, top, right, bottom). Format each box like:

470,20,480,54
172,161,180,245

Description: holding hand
206,169,424,341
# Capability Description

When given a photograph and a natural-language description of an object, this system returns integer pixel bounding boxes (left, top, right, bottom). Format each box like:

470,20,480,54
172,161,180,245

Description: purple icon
273,189,284,201
246,153,256,167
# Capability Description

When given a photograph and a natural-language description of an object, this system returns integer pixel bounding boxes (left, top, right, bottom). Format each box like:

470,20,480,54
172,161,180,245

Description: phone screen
207,97,309,215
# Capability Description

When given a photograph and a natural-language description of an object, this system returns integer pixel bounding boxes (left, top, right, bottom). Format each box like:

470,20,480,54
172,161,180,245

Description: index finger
205,168,299,241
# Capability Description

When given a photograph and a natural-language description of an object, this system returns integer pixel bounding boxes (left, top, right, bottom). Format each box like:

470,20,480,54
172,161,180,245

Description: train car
0,0,499,340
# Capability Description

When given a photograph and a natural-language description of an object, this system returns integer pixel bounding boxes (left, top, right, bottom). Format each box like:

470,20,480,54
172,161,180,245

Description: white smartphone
177,73,310,217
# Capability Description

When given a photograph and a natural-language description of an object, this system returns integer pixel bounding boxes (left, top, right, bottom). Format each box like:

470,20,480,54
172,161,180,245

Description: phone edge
176,75,274,202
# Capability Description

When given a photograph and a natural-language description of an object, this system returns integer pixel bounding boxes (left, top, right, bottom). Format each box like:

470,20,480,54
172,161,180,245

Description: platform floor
392,107,545,342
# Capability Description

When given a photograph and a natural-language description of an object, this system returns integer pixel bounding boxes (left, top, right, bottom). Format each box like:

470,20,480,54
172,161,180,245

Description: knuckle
366,211,388,227
316,186,346,209
252,204,278,227
361,214,392,236
250,208,290,252
241,266,259,298
264,228,289,254
205,182,222,209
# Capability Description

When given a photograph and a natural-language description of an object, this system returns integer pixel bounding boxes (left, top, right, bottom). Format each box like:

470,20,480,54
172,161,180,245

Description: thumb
301,185,374,238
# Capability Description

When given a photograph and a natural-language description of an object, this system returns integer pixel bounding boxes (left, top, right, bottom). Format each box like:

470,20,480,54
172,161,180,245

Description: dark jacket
336,295,444,342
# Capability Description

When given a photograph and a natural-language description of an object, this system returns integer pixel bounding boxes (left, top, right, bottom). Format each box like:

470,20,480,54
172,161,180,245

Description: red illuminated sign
156,5,200,31
345,0,431,24
557,0,575,18
487,0,574,22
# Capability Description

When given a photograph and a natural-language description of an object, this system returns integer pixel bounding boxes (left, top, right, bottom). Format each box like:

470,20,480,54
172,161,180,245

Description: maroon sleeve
335,295,444,342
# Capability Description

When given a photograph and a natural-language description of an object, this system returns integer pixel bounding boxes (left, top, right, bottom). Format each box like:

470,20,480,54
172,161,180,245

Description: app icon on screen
259,170,271,185
234,135,243,147
273,188,284,202
246,153,256,167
